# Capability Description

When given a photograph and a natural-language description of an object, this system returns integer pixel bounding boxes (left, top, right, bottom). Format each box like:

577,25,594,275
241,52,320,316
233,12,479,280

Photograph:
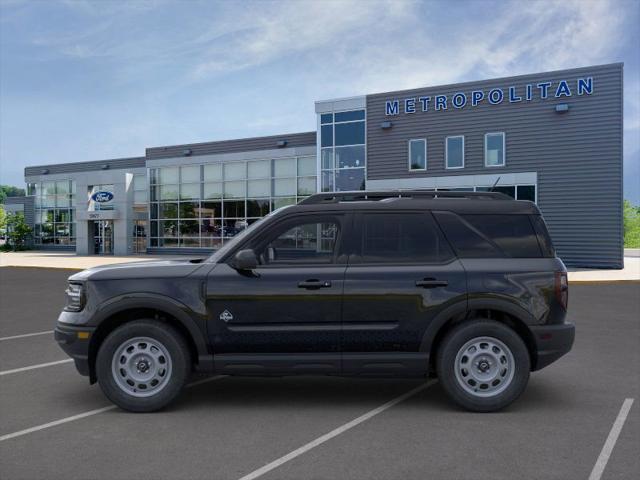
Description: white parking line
0,330,53,341
588,398,635,480
0,375,225,442
238,379,437,480
0,359,73,376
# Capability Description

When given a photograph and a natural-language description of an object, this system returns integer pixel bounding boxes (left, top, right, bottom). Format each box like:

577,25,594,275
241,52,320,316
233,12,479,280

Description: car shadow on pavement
162,374,575,415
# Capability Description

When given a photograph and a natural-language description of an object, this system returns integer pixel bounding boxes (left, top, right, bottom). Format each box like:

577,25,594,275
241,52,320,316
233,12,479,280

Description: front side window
358,213,453,264
446,136,464,169
409,139,427,171
259,219,339,265
485,132,505,167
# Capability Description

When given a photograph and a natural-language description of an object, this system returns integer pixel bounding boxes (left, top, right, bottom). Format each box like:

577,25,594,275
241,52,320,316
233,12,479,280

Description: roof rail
298,189,512,205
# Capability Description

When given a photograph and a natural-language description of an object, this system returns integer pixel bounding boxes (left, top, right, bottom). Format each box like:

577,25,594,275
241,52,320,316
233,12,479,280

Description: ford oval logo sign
91,191,114,203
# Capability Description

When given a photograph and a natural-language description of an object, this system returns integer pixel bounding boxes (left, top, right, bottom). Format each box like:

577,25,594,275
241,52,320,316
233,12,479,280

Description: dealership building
9,63,623,268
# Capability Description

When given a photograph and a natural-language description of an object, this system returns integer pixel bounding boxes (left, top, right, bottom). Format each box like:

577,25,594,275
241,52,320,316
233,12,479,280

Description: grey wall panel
25,157,145,177
366,63,623,268
146,132,316,159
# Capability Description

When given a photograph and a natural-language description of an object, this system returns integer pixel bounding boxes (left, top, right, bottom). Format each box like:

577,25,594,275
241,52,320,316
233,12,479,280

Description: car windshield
206,205,293,263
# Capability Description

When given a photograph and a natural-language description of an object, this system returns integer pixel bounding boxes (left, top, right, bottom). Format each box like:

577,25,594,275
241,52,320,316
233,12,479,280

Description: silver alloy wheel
111,336,173,398
454,336,515,398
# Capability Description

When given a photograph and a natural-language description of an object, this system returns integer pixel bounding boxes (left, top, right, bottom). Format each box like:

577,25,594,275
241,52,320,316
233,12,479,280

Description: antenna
489,176,501,192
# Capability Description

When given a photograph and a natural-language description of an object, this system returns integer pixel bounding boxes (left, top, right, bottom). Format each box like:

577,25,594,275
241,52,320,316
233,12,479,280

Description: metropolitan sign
384,77,594,116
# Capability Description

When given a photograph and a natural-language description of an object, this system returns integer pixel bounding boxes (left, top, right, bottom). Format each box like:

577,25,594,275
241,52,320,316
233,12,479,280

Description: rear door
341,211,466,375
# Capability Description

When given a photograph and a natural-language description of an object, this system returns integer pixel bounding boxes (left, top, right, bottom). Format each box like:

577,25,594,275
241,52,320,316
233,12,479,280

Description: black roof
286,190,540,215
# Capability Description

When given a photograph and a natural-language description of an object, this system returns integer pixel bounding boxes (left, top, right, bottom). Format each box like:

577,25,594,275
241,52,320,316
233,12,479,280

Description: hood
68,258,207,282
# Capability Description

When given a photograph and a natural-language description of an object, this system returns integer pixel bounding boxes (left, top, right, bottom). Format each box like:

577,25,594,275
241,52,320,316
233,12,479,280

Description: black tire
436,319,530,412
96,320,191,412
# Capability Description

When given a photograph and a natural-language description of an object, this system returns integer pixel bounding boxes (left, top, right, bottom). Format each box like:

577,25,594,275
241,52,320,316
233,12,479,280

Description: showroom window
485,132,505,167
133,174,147,204
31,179,76,246
320,110,366,192
446,136,464,169
408,139,427,171
149,156,317,249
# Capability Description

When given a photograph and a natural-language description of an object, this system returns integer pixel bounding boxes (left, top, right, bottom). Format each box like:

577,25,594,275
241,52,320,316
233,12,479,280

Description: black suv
55,190,574,413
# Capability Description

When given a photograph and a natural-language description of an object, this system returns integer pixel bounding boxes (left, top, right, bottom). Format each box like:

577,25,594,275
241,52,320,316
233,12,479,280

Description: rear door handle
298,279,332,290
415,278,448,288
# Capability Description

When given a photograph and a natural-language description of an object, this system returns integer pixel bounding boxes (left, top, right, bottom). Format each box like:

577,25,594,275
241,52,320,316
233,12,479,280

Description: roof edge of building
145,130,317,160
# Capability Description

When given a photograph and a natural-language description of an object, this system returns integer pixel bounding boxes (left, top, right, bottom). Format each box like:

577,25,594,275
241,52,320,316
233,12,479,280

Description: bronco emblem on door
219,310,233,322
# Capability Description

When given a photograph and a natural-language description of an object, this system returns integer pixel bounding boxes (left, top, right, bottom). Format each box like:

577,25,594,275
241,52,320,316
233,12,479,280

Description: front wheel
96,320,191,412
436,320,530,412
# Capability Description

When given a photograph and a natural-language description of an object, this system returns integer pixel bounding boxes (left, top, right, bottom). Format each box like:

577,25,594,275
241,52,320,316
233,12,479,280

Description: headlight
65,283,85,312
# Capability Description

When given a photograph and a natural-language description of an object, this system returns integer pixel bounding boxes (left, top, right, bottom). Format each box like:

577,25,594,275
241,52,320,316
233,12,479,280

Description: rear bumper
54,324,95,377
530,322,575,371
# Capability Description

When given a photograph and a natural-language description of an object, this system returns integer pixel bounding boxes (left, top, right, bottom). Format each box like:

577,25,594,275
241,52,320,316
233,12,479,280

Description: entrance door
93,220,114,255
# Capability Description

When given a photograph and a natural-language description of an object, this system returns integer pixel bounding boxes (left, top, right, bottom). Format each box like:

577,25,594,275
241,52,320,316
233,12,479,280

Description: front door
93,220,114,255
206,213,348,373
341,212,466,375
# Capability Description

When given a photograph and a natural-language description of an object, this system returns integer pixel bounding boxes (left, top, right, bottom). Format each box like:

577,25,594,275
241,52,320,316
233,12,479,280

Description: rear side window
434,212,542,258
530,215,555,257
357,213,454,263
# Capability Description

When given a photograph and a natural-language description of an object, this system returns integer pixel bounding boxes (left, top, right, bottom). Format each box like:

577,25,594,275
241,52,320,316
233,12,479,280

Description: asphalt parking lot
0,267,638,480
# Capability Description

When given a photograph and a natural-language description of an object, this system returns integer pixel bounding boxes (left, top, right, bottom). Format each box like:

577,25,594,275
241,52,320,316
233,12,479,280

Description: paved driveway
0,267,638,480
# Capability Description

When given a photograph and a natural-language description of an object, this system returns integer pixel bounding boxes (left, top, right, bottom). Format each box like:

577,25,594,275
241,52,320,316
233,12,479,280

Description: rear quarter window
530,215,556,257
434,212,543,258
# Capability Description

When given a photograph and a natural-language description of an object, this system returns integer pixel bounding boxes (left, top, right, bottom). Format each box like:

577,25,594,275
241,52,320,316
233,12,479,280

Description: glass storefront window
335,122,365,146
204,182,223,199
335,145,365,169
298,156,316,176
149,156,317,249
319,109,366,192
224,162,245,181
297,177,316,195
204,164,222,181
248,160,271,179
248,179,270,197
335,169,365,191
160,185,179,200
321,149,334,170
180,165,201,183
223,181,246,198
33,179,76,247
274,158,296,177
159,167,179,184
274,178,296,196
180,183,200,200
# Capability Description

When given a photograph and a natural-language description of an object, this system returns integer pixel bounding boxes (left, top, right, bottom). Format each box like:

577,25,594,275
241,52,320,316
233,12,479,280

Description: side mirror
232,249,258,271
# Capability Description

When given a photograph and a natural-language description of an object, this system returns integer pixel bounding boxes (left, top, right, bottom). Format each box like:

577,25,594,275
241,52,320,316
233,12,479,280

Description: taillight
555,271,568,310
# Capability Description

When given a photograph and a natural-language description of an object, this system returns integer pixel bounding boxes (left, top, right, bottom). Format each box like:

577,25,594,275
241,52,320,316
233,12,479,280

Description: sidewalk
1,250,639,283
0,250,206,270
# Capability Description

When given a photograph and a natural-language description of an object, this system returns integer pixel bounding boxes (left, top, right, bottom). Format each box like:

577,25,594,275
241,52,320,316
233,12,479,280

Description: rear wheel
436,320,530,412
96,320,191,412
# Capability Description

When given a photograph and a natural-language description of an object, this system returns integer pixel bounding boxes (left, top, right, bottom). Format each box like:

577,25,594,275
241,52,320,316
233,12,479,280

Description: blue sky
1,0,639,202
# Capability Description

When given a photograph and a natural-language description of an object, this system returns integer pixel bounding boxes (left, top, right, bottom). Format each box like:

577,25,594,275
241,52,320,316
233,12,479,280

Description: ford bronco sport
55,190,574,412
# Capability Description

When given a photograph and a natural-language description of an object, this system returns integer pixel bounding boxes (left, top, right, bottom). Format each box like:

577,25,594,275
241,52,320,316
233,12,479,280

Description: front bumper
530,322,575,371
54,323,95,377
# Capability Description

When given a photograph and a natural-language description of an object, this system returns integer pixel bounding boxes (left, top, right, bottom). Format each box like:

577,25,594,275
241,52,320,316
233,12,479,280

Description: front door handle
298,279,332,290
415,278,448,288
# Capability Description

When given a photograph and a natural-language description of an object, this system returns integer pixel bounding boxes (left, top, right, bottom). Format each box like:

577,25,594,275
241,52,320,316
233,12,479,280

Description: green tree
5,211,32,250
0,185,26,204
0,205,6,232
623,199,640,248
